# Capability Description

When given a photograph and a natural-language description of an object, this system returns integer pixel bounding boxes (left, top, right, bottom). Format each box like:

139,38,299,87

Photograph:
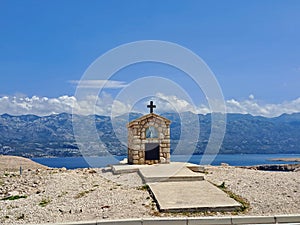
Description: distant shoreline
268,157,300,162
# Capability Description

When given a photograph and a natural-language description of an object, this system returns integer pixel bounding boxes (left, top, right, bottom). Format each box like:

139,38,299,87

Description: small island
268,158,300,162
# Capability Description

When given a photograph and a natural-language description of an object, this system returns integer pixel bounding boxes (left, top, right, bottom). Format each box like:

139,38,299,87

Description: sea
31,154,300,169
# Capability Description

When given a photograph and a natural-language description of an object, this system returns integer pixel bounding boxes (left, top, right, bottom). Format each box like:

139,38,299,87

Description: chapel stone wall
127,114,171,165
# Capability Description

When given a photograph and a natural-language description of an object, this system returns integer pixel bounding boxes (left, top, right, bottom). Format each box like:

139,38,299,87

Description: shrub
39,198,51,207
1,195,27,201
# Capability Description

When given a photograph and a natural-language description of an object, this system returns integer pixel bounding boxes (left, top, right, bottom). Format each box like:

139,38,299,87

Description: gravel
0,168,153,225
0,156,299,224
205,165,300,216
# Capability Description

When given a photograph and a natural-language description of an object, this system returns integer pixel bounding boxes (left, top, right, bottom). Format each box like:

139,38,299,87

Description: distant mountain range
0,112,300,157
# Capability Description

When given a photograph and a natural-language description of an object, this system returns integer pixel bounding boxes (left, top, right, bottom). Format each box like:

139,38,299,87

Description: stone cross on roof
147,101,156,113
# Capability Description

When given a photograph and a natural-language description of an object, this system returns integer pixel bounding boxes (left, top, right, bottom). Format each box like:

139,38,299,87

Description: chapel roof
127,113,171,128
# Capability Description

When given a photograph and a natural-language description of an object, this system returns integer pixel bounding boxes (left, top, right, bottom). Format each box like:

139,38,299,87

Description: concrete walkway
148,181,241,212
138,162,204,183
110,162,242,212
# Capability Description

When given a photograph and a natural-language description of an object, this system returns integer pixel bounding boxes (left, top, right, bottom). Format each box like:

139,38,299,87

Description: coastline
268,157,300,162
240,163,300,172
29,153,300,169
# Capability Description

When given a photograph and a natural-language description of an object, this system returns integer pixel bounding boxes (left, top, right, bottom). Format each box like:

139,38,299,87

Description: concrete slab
231,216,276,224
142,217,187,225
38,221,98,225
148,180,241,212
97,218,142,225
110,164,148,174
275,215,300,223
188,217,232,225
138,162,204,183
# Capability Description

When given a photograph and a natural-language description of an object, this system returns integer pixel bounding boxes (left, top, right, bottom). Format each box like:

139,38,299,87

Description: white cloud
225,97,300,117
153,93,300,117
0,94,130,116
153,93,218,115
0,95,77,116
69,80,127,89
0,93,300,117
249,94,255,100
154,92,196,113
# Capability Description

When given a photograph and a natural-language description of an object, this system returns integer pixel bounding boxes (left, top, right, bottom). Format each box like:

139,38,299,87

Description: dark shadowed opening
145,143,159,160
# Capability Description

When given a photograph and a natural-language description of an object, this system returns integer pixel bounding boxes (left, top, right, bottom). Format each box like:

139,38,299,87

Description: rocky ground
205,165,300,216
0,155,299,224
0,156,154,225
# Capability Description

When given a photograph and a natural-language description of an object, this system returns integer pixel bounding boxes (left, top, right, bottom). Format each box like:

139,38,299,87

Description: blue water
31,154,300,169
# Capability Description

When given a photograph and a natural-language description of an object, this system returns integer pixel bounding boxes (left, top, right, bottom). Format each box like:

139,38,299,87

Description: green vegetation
74,189,94,199
227,191,250,212
39,198,51,207
1,195,27,201
75,190,89,198
166,210,218,217
137,184,149,191
215,181,250,212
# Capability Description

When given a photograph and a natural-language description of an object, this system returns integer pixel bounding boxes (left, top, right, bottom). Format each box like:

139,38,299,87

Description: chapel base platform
110,162,242,212
138,162,204,183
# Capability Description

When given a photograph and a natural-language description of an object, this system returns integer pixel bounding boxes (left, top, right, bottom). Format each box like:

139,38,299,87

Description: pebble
0,164,299,224
0,168,152,225
205,166,300,215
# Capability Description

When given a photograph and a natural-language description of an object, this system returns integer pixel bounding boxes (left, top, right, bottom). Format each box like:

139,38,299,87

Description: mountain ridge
0,112,300,157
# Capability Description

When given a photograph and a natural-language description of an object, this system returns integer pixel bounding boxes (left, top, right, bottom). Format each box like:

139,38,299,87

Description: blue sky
0,0,300,116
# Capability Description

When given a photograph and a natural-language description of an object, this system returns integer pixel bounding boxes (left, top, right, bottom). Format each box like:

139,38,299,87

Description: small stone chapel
127,101,171,165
